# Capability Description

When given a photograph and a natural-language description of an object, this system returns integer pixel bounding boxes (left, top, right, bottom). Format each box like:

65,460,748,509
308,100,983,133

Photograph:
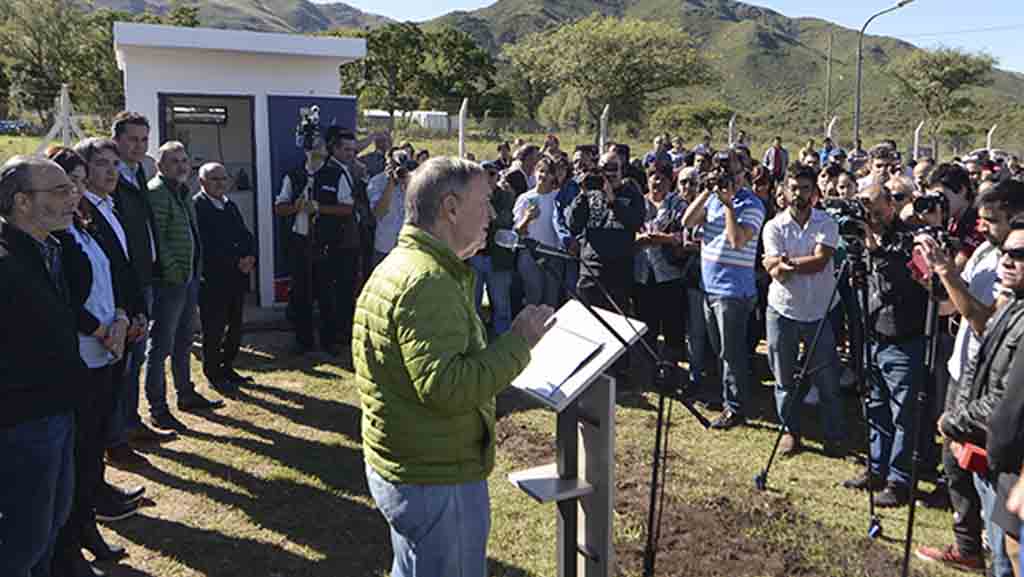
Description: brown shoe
780,433,801,457
105,445,150,469
127,423,178,446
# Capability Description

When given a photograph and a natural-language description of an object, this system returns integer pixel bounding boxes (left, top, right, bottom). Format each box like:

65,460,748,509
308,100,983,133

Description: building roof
114,22,366,61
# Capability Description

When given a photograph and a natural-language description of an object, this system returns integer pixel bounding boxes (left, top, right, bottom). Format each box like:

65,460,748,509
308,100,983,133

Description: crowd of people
1,111,255,577
4,106,1024,577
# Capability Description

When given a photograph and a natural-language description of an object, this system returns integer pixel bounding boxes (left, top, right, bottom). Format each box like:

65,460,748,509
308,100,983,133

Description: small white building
114,22,366,307
362,109,450,132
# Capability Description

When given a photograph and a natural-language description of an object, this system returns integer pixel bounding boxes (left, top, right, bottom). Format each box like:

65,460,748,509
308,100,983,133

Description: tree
501,43,558,123
419,26,496,120
651,101,735,139
889,47,996,148
508,15,712,130
0,62,10,118
0,0,84,123
334,23,427,129
940,122,976,157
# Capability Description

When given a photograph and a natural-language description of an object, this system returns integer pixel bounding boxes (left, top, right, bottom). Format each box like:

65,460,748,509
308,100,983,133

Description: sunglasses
1002,247,1024,262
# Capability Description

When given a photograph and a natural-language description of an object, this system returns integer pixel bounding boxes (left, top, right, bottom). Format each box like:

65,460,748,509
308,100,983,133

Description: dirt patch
495,417,556,466
613,454,923,577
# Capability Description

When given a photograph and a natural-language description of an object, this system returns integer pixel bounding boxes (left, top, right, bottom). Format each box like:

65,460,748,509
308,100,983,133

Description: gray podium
509,300,647,577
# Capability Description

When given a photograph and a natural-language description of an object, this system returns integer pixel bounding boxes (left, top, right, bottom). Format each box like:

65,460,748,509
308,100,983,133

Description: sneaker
875,483,910,508
95,496,140,522
709,409,745,430
105,445,150,469
150,412,188,432
842,471,886,491
780,433,801,457
127,422,178,445
914,544,984,572
103,482,145,505
177,392,225,412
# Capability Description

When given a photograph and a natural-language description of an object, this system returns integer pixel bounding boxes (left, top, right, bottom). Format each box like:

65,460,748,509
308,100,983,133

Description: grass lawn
92,328,966,577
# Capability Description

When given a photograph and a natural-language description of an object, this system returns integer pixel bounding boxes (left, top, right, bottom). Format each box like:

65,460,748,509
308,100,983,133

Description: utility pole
825,27,833,127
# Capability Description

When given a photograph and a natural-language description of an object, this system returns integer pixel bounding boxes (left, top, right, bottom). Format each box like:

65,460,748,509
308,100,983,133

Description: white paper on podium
511,299,647,412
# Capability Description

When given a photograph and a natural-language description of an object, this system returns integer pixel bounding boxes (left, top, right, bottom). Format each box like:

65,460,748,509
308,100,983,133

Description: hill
429,0,1024,148
90,0,391,33
88,0,1023,150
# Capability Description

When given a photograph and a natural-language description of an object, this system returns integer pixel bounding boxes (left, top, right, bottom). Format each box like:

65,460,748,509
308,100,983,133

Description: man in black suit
0,156,86,577
107,112,175,468
194,162,256,392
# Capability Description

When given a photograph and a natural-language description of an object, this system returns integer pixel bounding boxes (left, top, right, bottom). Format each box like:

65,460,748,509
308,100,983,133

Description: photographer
914,179,1024,572
927,163,984,267
367,148,413,266
841,183,928,508
568,151,645,318
762,164,845,457
681,149,766,429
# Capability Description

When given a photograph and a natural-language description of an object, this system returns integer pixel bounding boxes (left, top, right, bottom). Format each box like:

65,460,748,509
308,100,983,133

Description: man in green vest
353,157,554,577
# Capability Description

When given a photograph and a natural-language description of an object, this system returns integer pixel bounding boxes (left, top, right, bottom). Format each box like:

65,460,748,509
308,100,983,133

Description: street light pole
854,0,915,146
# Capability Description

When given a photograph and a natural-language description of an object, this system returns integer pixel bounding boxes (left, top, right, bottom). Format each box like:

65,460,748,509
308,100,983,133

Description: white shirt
274,161,353,237
947,241,1002,382
367,172,405,254
762,208,840,323
85,191,129,258
513,189,559,247
68,226,116,369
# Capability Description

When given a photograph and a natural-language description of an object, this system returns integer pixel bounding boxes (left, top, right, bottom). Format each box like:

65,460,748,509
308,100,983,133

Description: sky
326,0,1024,73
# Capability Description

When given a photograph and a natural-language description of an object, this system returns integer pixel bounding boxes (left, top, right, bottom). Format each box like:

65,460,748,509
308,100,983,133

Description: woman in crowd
634,160,688,363
48,146,131,576
512,156,562,307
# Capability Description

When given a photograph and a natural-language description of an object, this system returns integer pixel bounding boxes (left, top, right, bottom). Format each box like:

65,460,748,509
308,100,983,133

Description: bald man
0,156,89,577
193,163,256,391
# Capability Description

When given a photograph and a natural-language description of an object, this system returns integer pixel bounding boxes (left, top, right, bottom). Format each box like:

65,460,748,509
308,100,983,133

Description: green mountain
430,0,1024,148
90,0,1023,150
91,0,391,33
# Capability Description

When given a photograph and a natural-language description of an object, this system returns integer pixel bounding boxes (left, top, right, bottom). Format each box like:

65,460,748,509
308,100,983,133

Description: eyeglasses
1001,247,1024,262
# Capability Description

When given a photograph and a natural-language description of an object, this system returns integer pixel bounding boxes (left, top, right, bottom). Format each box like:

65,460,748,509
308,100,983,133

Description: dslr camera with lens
296,105,322,151
823,197,868,238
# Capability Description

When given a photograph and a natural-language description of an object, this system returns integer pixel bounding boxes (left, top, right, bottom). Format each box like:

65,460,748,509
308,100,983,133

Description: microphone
494,230,579,261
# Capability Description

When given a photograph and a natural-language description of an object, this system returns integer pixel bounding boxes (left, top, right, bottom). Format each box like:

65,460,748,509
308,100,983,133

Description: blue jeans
109,284,153,446
686,288,708,388
767,309,845,443
145,278,199,417
366,466,490,577
704,294,756,415
867,338,925,486
974,473,1015,577
0,413,75,577
516,250,562,308
469,255,513,336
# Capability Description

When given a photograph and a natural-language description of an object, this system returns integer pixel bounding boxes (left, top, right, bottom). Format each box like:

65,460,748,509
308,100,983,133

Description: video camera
580,170,606,192
701,150,734,191
296,105,322,151
822,198,868,238
911,192,948,217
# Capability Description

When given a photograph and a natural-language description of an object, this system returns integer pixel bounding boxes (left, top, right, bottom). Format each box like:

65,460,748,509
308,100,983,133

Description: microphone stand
528,243,709,577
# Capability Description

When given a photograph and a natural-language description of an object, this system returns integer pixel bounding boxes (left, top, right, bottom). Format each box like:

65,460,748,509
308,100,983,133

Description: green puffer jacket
148,175,200,286
353,225,531,485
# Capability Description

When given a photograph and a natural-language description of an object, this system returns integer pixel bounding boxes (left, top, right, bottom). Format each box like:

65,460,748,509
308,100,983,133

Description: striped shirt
700,188,765,298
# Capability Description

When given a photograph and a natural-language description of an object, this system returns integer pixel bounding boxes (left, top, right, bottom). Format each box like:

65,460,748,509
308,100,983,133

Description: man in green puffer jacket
353,157,555,577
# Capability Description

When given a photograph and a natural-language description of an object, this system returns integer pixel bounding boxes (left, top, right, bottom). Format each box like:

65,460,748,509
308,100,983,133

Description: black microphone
494,230,579,261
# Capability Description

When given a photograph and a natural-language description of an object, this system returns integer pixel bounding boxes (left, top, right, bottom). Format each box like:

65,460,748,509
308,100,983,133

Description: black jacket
867,219,929,339
80,199,146,319
942,297,1024,446
0,226,88,428
568,178,645,281
193,193,255,295
112,165,159,286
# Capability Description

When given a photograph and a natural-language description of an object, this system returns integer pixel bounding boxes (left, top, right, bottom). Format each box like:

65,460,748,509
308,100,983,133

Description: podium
508,300,647,577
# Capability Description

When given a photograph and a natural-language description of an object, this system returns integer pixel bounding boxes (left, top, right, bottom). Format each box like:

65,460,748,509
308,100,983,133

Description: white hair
156,141,187,165
198,162,224,181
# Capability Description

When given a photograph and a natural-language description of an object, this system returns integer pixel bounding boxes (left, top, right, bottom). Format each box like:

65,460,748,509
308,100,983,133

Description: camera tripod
531,249,710,577
900,272,945,577
754,258,849,491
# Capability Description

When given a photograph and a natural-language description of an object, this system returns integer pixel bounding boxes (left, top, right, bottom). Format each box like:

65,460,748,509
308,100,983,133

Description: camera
581,171,606,191
296,105,322,151
701,151,734,191
912,192,948,216
889,225,960,256
823,198,868,238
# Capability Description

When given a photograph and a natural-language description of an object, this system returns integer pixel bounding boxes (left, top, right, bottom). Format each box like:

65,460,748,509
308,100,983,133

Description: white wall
120,46,347,307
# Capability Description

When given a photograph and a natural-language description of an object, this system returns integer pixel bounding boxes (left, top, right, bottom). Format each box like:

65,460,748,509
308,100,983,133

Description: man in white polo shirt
762,164,845,457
